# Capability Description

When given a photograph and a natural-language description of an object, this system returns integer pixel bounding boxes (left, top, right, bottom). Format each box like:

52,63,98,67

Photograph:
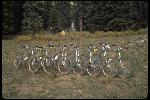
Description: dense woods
2,1,148,35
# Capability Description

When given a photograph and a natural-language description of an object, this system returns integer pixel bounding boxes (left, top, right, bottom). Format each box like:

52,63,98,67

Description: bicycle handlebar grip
35,45,44,49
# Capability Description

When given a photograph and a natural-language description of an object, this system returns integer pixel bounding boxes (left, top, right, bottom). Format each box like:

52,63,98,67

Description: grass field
2,31,148,99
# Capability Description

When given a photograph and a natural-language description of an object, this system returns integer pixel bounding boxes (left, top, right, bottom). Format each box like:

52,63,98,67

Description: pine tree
2,1,15,34
74,1,92,31
13,1,25,34
55,1,71,31
22,1,44,37
2,1,148,35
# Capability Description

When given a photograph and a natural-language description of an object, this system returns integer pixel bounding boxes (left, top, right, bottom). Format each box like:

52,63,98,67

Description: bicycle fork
102,44,112,68
76,47,82,67
117,47,124,68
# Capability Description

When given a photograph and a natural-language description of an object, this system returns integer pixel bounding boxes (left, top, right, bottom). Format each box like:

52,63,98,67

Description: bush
107,18,128,31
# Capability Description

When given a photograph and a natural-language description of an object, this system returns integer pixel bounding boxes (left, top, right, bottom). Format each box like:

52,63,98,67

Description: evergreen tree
55,1,71,31
13,1,25,34
22,1,44,37
2,1,148,35
2,1,15,34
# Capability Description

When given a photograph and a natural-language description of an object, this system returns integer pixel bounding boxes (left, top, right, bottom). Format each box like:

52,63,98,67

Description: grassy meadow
2,28,148,99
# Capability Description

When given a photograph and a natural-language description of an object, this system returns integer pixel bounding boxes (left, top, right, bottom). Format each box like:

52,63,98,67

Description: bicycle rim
57,58,70,75
102,59,118,77
118,60,133,78
87,64,100,77
28,57,40,74
43,58,55,74
14,52,23,69
73,63,84,75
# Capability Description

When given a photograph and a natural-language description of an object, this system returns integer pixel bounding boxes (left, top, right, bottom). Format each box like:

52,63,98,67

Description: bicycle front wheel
13,51,23,69
28,57,40,74
43,58,55,74
73,63,84,75
57,58,71,75
87,63,100,77
118,60,133,78
102,58,118,78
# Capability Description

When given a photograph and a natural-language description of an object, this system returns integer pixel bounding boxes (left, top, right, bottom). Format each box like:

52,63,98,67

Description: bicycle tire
28,57,40,74
73,63,84,75
102,58,118,78
118,60,133,78
13,51,23,69
87,63,100,77
57,57,71,75
43,57,55,74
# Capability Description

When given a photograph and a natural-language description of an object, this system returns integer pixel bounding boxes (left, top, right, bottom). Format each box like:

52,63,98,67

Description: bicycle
100,43,133,78
28,45,46,74
13,45,32,69
42,44,60,74
57,45,71,75
70,45,85,75
116,45,133,78
86,44,102,77
98,43,118,78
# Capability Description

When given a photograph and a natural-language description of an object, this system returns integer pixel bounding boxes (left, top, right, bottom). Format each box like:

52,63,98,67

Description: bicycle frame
115,45,133,78
71,45,85,75
57,45,71,74
14,45,30,66
60,45,67,62
86,45,99,64
45,45,59,66
97,43,118,77
29,46,45,73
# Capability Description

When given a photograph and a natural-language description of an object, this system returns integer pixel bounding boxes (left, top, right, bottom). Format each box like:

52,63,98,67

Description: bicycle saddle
35,45,44,48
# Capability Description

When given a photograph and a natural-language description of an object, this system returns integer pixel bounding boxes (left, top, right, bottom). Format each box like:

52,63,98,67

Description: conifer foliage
2,1,148,35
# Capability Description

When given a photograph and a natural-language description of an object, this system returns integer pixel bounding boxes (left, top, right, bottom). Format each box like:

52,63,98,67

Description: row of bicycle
13,42,133,78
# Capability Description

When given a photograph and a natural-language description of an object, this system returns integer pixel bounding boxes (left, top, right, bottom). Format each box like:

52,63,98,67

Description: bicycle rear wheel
57,58,71,75
28,57,40,74
43,58,55,74
73,63,84,75
87,63,100,77
102,58,118,77
13,51,23,69
118,60,133,78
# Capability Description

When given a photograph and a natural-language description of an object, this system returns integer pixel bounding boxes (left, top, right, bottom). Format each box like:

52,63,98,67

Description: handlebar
19,42,129,50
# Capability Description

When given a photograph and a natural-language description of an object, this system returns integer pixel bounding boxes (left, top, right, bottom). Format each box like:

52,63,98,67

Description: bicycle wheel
57,57,71,75
28,57,40,74
102,58,118,77
73,63,84,75
13,51,23,69
118,60,133,78
43,57,55,74
87,62,100,77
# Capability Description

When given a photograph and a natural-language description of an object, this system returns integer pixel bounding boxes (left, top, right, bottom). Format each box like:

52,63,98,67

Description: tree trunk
32,30,35,38
79,2,83,32
79,17,83,32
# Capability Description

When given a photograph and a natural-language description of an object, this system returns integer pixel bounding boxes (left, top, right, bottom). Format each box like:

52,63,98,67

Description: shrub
107,18,128,31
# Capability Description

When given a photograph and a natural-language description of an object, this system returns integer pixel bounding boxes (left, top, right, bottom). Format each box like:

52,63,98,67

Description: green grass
2,30,148,99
